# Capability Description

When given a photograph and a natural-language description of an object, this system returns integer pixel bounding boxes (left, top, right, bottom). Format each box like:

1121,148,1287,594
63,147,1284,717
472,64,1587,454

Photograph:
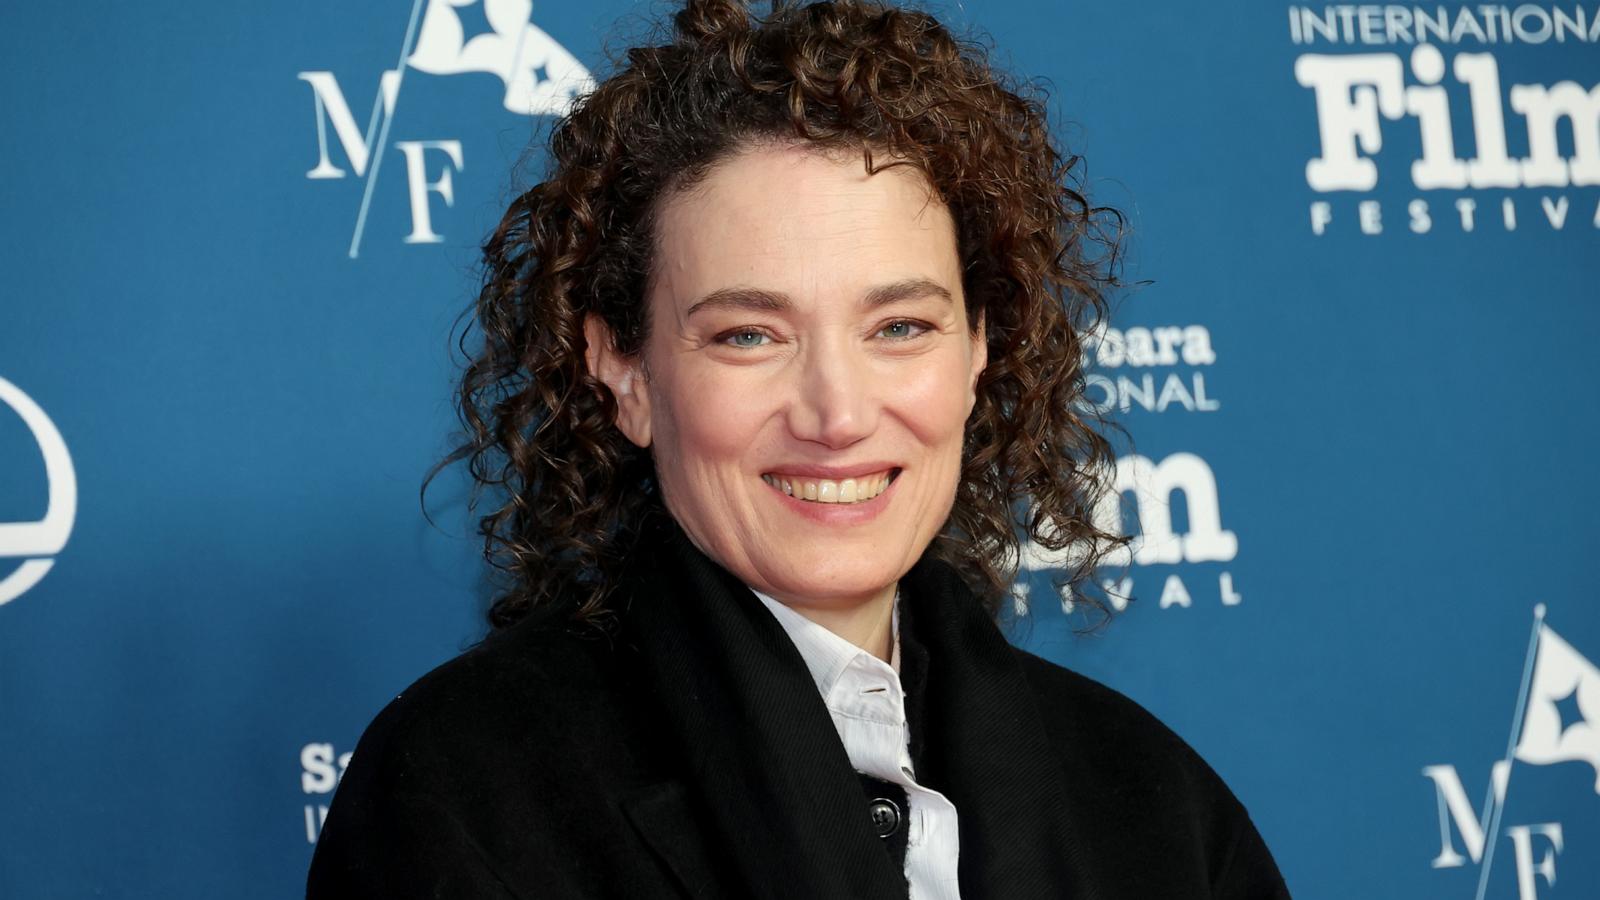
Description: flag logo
297,0,596,257
407,0,594,115
1517,618,1600,792
1424,604,1598,900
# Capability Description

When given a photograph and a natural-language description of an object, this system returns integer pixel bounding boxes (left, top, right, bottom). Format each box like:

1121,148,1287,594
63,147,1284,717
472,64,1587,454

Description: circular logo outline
0,376,77,606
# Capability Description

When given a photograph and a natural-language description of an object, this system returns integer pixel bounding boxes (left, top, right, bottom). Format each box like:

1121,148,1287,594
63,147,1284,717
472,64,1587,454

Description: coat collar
615,508,1078,898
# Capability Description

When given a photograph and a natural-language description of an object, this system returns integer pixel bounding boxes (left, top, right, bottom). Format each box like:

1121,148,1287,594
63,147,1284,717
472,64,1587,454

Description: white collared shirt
752,587,962,900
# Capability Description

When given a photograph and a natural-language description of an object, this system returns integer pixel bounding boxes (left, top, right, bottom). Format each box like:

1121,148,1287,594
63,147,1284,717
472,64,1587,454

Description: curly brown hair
431,0,1130,634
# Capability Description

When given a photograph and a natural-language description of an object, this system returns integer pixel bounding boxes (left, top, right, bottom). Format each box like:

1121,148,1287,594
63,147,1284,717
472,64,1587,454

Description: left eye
879,320,928,340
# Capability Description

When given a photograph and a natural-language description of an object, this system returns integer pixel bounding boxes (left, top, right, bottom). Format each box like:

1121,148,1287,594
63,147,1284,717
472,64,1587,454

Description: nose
786,336,878,449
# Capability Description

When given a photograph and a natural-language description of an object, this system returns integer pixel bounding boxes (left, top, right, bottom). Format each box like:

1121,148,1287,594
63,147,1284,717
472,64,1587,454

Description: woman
307,1,1291,897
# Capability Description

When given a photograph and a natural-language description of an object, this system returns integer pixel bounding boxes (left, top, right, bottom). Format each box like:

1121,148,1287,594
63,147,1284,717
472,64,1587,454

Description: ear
967,306,987,408
583,314,653,448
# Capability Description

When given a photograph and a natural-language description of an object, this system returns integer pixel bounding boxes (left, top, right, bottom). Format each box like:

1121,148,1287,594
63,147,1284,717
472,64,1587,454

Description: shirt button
868,797,902,838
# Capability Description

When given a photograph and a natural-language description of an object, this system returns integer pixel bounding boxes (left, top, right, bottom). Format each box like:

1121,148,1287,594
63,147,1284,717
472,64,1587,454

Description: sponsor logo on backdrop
1014,451,1243,616
1011,322,1235,616
1013,322,1237,615
1080,323,1220,416
1423,605,1598,899
0,377,76,607
1290,4,1600,236
298,0,595,257
301,742,354,842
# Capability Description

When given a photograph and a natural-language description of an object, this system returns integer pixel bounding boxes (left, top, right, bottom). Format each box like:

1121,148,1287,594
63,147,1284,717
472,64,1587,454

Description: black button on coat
306,509,1292,899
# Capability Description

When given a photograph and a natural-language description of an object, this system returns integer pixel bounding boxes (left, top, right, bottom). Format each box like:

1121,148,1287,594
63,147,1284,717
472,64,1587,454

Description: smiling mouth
760,468,901,504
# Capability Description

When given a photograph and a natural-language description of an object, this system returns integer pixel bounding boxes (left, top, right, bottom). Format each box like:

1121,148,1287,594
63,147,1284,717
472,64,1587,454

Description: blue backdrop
3,2,1597,897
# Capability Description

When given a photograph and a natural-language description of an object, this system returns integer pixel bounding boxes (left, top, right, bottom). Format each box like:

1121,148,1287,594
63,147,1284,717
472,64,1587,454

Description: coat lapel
899,552,1084,898
617,510,908,900
620,779,733,899
617,508,1088,899
902,557,1088,890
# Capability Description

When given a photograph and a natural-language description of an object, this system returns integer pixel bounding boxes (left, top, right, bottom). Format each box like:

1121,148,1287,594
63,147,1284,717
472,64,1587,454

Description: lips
760,467,900,504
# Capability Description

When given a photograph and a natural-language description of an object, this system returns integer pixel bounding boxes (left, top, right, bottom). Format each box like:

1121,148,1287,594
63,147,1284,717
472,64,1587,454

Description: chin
761,557,900,605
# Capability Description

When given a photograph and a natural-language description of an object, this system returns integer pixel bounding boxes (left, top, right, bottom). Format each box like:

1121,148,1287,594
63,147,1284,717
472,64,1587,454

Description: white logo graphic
408,0,592,115
1423,605,1599,900
1296,46,1598,194
0,377,77,606
1014,452,1243,614
1080,324,1221,416
1288,4,1600,235
300,741,354,843
299,0,596,257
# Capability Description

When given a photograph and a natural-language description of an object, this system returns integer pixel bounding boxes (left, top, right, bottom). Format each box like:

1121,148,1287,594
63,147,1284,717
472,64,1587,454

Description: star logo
453,0,499,44
1553,684,1586,741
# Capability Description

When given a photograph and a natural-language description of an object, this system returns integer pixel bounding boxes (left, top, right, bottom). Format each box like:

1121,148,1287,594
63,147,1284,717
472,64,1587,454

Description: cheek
889,354,977,447
656,367,773,476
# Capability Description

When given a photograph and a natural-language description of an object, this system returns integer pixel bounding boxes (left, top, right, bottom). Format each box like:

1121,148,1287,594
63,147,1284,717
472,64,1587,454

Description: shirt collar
750,587,902,698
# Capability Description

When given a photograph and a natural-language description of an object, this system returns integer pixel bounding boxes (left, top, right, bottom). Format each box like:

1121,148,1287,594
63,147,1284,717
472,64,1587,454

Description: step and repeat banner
2,1,1596,897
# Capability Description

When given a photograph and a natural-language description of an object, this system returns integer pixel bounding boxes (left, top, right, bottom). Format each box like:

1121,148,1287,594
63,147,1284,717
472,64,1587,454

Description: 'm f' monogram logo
298,0,594,258
1423,607,1599,899
1422,762,1565,900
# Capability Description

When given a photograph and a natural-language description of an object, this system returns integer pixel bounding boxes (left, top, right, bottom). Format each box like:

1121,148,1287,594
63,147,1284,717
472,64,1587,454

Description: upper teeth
761,470,895,503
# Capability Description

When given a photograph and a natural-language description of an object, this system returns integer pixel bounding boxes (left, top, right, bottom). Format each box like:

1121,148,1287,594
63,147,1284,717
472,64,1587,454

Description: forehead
648,142,961,316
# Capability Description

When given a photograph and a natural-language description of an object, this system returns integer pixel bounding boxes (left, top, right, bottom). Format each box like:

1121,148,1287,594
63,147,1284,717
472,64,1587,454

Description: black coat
307,509,1291,899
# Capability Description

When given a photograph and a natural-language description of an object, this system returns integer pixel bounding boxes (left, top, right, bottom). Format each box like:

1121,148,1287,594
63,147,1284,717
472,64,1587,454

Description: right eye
720,329,771,349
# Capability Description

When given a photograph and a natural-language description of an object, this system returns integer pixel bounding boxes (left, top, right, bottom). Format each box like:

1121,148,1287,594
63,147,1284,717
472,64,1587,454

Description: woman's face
590,141,985,613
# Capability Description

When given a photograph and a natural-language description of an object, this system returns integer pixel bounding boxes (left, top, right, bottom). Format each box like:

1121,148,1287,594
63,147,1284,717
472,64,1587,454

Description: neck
775,582,898,662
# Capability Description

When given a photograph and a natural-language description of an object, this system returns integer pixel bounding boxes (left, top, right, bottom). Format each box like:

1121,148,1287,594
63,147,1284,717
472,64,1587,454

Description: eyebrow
684,277,954,319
